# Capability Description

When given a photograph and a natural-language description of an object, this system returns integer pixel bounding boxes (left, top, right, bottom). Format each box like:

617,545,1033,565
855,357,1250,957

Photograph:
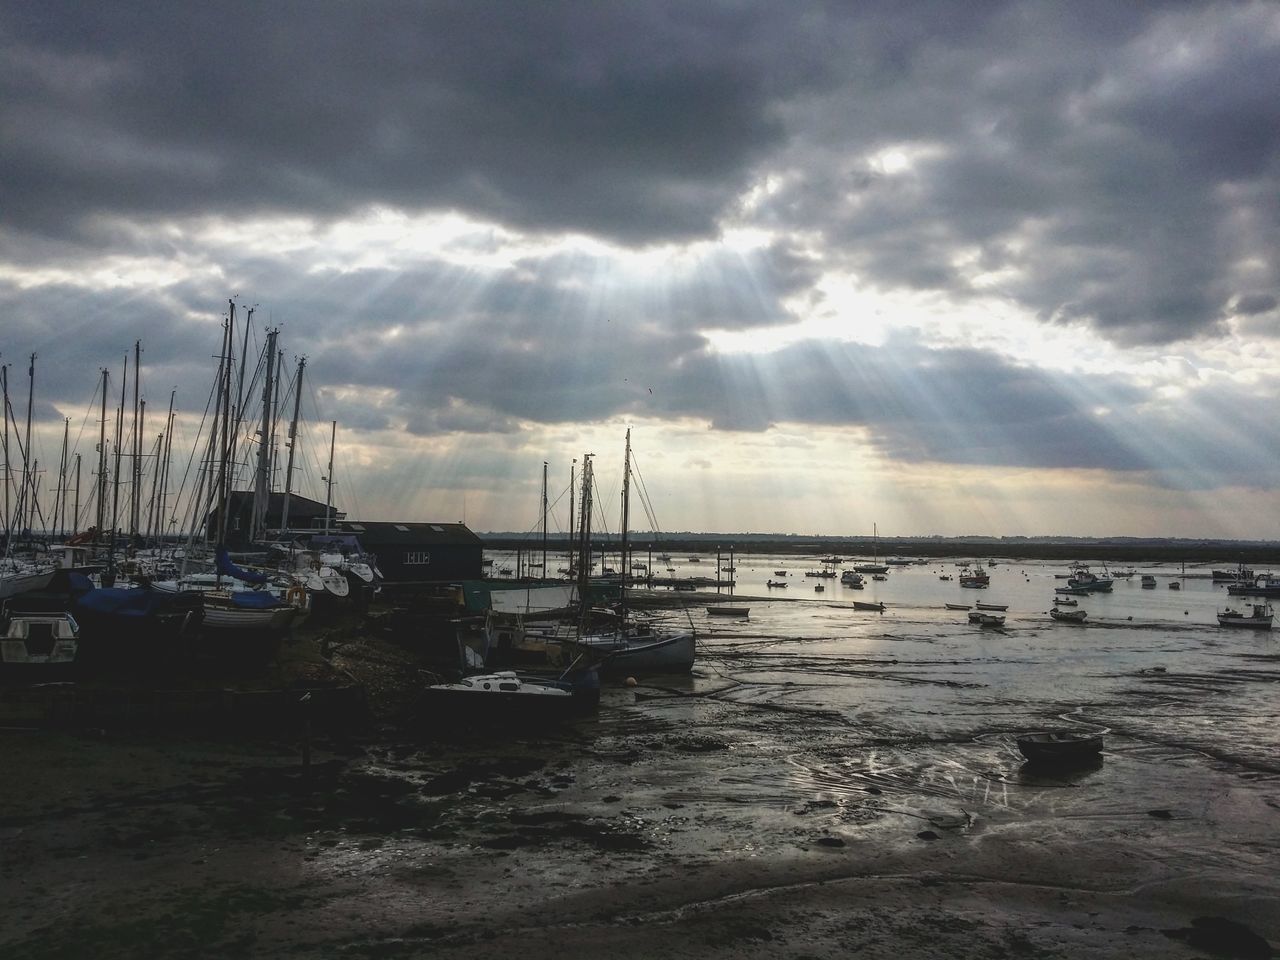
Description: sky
2,1,1279,541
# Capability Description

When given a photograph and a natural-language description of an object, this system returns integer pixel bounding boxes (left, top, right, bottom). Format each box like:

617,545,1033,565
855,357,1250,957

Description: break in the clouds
3,1,1280,536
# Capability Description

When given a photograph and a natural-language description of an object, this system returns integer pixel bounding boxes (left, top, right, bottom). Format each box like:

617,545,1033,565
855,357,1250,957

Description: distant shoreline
482,535,1279,566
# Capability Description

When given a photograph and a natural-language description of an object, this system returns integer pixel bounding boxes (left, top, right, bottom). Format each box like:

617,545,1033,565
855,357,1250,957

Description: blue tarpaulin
216,546,271,585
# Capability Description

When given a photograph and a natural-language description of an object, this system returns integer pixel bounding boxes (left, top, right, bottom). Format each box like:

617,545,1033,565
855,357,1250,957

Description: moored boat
1017,731,1104,763
945,602,970,610
853,600,885,612
706,606,749,617
0,606,79,679
975,602,1008,611
968,611,1005,626
1050,607,1087,623
1216,603,1273,630
419,670,594,723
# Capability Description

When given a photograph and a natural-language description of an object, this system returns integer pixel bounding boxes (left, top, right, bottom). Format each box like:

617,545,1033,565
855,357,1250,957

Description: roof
337,520,484,545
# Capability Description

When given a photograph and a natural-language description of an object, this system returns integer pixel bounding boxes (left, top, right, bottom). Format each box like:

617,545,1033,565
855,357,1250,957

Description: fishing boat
1216,603,1273,630
840,570,864,587
706,606,749,617
852,600,885,612
959,565,991,589
1141,575,1156,588
975,602,1008,611
1067,564,1113,592
1016,731,1104,763
1049,607,1087,623
944,602,971,611
968,611,1005,626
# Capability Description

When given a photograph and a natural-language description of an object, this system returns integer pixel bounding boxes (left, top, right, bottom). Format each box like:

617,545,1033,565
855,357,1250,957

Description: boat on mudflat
1050,607,1087,623
944,602,970,611
975,602,1008,611
968,611,1005,626
853,600,885,612
706,606,749,617
1017,731,1104,763
1216,603,1273,630
419,670,596,723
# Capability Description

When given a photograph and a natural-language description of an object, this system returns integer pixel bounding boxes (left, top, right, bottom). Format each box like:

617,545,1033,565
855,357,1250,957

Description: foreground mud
3,603,1278,959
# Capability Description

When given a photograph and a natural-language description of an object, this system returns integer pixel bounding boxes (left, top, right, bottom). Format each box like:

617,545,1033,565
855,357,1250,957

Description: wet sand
3,602,1278,959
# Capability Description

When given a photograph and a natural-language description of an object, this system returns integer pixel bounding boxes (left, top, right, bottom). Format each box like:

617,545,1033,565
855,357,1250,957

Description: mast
130,339,141,538
110,352,126,565
575,454,593,610
95,368,108,544
73,454,80,537
217,301,235,544
2,360,9,539
251,328,277,542
280,357,304,533
619,429,631,625
541,460,548,577
323,420,336,535
22,354,35,533
567,458,576,576
55,418,69,536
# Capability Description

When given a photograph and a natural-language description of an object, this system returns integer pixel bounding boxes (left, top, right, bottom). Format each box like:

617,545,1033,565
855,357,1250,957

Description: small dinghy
1050,607,1087,623
707,606,749,617
968,611,1005,626
1017,731,1104,763
945,602,971,610
853,600,885,612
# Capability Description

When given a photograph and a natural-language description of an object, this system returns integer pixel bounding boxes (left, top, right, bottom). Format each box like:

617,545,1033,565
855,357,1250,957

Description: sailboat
852,523,889,574
563,432,697,678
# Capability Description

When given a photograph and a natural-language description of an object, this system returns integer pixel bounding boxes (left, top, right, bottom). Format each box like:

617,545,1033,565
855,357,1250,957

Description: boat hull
1017,732,1104,763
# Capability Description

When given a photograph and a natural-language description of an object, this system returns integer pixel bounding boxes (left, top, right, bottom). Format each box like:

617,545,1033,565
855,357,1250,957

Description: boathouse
207,492,341,547
337,520,484,583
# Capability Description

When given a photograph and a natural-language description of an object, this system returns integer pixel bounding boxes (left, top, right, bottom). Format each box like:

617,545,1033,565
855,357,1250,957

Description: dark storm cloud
4,2,1277,345
1,0,792,243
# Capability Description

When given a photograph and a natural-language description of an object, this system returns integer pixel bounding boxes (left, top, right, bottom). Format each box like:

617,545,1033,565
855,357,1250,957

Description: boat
773,570,788,577
958,565,991,589
1217,603,1273,630
419,670,593,723
1067,564,1113,592
852,524,890,574
944,602,971,611
0,605,80,678
1049,607,1088,623
1052,596,1078,606
766,579,788,588
560,433,696,677
1141,575,1156,588
814,584,824,593
1226,577,1280,598
1055,586,1090,596
1016,731,1104,763
1212,567,1253,582
975,602,1008,611
706,606,749,617
939,574,953,581
1169,581,1180,590
852,600,885,612
840,571,864,587
968,611,1005,626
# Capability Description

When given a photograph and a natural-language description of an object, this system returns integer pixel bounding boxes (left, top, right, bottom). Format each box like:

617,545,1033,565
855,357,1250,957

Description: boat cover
75,587,172,618
215,546,272,585
228,590,283,609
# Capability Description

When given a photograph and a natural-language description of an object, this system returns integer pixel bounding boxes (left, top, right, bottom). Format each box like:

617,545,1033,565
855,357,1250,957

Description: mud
3,600,1279,959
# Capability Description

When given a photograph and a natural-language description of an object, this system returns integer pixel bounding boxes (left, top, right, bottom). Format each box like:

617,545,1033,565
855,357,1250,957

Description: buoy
625,676,638,687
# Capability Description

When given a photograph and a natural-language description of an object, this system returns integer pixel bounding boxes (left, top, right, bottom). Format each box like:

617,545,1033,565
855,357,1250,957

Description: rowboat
976,602,1008,611
853,600,885,612
706,606,749,617
968,611,1005,626
1050,607,1087,623
944,602,970,611
1017,731,1104,763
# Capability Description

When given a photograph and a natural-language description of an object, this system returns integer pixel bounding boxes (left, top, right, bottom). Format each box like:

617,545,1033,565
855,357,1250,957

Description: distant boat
1052,596,1078,606
944,602,971,611
853,600,885,612
840,571,864,587
1050,607,1088,623
959,565,991,589
1217,603,1273,630
773,570,788,577
814,584,825,593
766,580,788,588
1017,731,1103,763
1169,581,1180,590
1067,564,1113,592
968,611,1005,626
853,523,890,573
1141,575,1157,588
975,602,1008,611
